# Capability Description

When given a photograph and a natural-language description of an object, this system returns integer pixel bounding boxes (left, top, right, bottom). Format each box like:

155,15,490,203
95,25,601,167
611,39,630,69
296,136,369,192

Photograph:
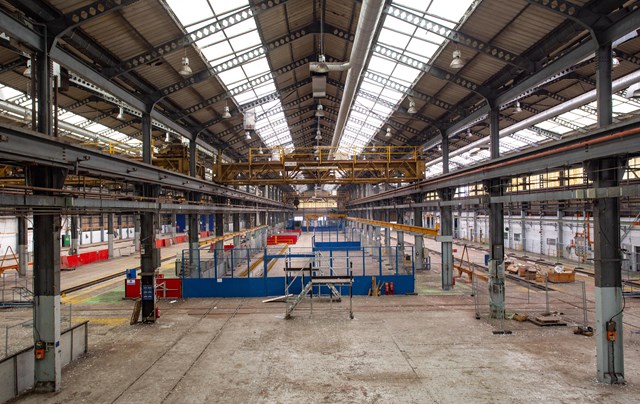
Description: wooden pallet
528,315,567,327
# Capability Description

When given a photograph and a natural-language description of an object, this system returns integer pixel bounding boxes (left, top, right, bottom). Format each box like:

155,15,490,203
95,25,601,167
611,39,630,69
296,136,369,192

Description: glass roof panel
168,0,292,150
167,0,211,26
338,0,474,154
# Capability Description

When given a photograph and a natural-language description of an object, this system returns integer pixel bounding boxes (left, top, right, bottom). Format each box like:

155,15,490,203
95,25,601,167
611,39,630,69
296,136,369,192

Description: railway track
61,255,176,296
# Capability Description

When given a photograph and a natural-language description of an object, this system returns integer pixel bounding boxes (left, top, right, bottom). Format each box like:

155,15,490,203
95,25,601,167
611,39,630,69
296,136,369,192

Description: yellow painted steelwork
216,145,424,185
199,225,268,247
346,217,439,237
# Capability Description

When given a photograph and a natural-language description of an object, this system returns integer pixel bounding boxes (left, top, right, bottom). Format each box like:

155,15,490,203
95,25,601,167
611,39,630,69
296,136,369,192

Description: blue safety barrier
313,241,361,251
181,274,413,298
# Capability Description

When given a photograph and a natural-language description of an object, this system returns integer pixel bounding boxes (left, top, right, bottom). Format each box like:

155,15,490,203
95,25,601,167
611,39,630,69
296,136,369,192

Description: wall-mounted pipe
427,69,640,167
329,0,385,150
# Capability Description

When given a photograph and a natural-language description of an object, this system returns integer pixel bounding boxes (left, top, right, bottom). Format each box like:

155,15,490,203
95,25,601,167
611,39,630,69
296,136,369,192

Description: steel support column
142,112,152,165
215,200,225,275
107,213,114,259
521,210,527,252
70,215,79,255
438,188,454,290
589,42,624,384
170,213,177,238
441,131,449,174
396,210,404,255
18,215,29,277
557,209,564,258
134,215,140,253
233,214,241,246
488,179,506,318
28,166,66,392
139,184,160,323
187,198,199,276
414,206,424,270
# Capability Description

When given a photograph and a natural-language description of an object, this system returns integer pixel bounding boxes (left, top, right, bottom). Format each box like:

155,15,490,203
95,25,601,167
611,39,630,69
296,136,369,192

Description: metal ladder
285,281,313,319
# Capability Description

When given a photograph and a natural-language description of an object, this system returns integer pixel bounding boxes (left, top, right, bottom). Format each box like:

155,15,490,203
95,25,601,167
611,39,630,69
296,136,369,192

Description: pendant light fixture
450,49,465,69
179,48,192,77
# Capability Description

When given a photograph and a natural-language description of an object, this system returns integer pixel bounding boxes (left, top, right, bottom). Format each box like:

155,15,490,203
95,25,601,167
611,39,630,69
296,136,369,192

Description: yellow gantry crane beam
346,217,439,238
215,145,425,185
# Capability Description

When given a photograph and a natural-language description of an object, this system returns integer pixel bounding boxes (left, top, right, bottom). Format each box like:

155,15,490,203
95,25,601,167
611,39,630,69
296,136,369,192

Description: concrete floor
12,266,640,403
4,230,640,402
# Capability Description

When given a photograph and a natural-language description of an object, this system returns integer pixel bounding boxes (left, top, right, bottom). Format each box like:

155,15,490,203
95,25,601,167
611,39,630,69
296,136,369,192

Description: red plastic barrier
125,279,141,299
61,255,79,269
267,235,298,245
96,249,108,261
199,231,208,238
156,278,181,299
78,251,97,265
224,244,234,250
174,235,188,244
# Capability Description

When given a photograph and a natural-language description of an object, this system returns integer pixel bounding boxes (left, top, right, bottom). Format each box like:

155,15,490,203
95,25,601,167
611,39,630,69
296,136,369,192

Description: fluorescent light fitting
450,49,464,69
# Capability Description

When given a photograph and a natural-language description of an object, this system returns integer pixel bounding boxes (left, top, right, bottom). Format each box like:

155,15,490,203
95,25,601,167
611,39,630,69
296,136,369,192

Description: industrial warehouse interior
1,0,640,402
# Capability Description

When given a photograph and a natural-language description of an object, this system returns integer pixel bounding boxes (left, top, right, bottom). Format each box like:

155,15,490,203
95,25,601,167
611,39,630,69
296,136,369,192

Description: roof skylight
167,0,294,151
338,0,474,153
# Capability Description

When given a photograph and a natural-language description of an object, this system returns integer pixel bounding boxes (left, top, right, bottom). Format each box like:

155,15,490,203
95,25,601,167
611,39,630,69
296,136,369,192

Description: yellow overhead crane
346,217,439,238
215,145,425,185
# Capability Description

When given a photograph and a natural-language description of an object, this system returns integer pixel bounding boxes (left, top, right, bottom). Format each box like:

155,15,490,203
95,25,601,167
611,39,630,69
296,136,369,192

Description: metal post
545,274,550,315
139,184,160,323
582,280,588,329
29,165,66,392
107,213,114,259
438,188,454,290
17,216,29,277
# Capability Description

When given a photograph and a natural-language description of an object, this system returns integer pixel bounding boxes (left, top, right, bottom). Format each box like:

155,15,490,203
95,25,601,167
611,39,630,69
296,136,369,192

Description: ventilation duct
329,0,386,149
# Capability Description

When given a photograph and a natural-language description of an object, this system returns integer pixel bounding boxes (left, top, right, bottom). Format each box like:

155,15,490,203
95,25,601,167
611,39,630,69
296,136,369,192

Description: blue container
484,254,490,265
126,268,137,279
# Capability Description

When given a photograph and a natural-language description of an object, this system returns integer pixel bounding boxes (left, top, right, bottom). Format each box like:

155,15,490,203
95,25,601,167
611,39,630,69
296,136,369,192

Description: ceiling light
385,127,391,138
514,101,522,113
450,49,464,69
116,106,124,120
315,129,322,140
612,52,621,69
222,105,231,119
23,59,31,78
437,144,442,151
165,132,170,142
259,147,264,154
467,128,472,138
245,131,251,140
179,48,192,77
315,104,325,117
407,99,417,114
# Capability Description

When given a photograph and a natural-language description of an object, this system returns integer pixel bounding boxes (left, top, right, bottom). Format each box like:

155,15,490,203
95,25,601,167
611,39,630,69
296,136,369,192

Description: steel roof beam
373,44,494,99
49,0,139,42
385,3,535,73
104,0,288,78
